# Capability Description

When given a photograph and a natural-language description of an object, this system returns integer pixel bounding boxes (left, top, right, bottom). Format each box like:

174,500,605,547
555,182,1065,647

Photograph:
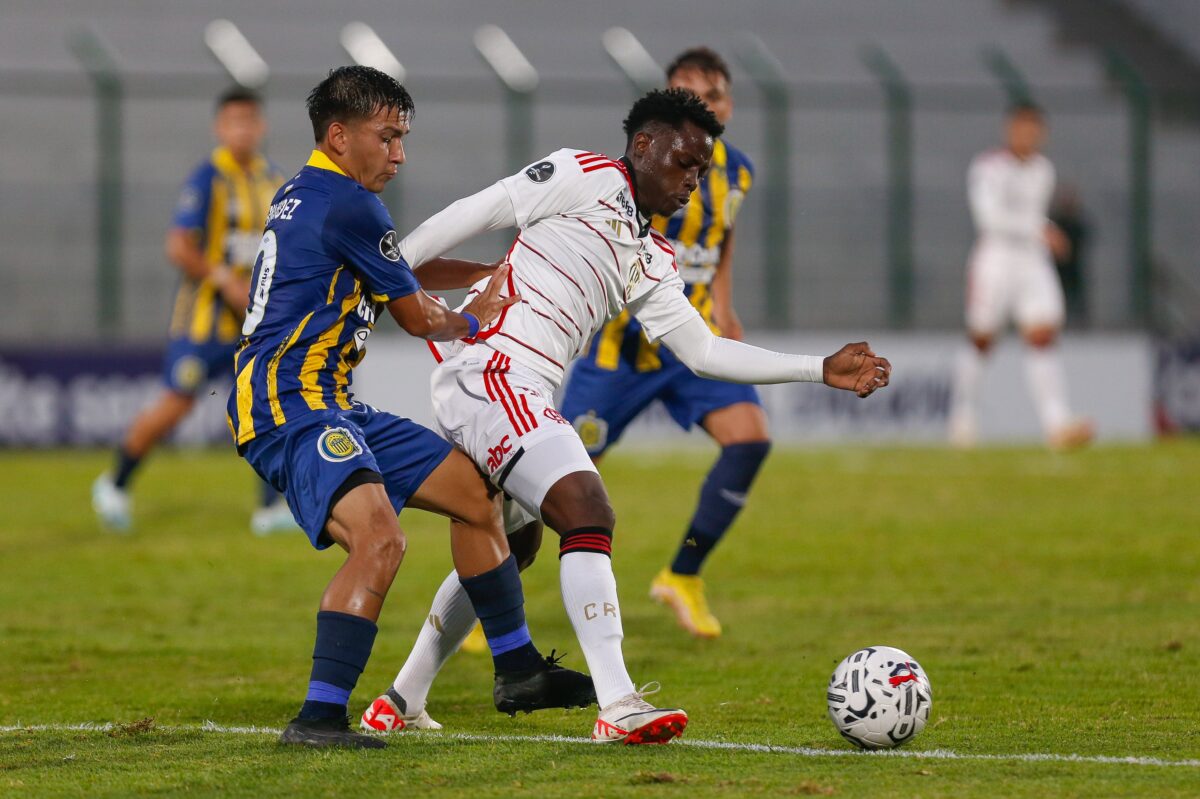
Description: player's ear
326,121,348,155
632,130,652,158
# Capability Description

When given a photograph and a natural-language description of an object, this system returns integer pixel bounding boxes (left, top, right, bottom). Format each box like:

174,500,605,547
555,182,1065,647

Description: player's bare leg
279,481,405,749
651,402,769,639
1021,325,1093,450
948,333,993,448
92,390,195,531
541,471,688,744
361,452,592,733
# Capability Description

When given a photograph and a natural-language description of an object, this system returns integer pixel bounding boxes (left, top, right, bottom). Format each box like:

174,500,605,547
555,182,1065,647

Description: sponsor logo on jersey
486,435,513,472
379,230,401,262
525,161,555,183
317,427,362,462
573,411,608,454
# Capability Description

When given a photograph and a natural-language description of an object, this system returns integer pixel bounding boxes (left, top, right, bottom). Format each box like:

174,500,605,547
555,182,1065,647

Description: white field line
1,722,1198,769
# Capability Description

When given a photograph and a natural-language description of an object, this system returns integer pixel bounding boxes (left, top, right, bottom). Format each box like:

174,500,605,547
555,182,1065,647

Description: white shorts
430,345,598,530
965,245,1064,336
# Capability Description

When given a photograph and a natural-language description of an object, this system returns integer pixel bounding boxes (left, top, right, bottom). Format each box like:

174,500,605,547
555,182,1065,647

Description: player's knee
541,473,615,533
353,507,407,567
1024,327,1058,348
509,521,544,571
970,334,993,354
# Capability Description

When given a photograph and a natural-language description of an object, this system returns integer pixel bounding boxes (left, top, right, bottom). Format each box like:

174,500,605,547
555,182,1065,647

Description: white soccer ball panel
826,645,932,750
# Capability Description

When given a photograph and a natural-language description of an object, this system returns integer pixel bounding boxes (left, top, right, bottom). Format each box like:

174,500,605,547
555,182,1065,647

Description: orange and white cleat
591,683,687,745
360,687,443,733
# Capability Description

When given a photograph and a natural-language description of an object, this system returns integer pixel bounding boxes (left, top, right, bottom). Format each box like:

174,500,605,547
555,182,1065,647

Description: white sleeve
967,157,1046,243
640,293,825,384
498,150,598,227
399,182,517,267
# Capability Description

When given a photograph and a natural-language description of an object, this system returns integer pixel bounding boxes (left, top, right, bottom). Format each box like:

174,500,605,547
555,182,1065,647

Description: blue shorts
560,350,761,456
240,404,452,549
162,337,236,395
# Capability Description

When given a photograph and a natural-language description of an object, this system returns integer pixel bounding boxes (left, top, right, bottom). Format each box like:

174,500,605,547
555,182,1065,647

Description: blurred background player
91,87,294,533
560,47,766,638
948,101,1093,450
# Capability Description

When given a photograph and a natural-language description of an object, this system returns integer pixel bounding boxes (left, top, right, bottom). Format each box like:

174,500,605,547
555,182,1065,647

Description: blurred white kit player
361,92,891,744
949,101,1093,449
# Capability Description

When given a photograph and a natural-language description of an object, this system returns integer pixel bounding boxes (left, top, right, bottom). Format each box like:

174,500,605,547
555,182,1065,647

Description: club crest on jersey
317,427,362,463
379,230,401,262
525,161,555,183
573,411,608,455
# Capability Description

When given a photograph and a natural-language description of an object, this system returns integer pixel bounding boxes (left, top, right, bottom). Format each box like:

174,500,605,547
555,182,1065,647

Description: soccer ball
826,645,932,750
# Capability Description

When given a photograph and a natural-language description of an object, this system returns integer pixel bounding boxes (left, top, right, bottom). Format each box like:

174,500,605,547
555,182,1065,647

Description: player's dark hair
215,86,263,113
666,46,731,84
306,65,414,143
1007,99,1044,119
622,88,724,146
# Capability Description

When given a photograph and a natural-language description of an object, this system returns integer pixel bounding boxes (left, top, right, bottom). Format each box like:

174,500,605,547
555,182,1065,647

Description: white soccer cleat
360,687,443,733
250,500,301,537
591,683,687,745
92,473,131,533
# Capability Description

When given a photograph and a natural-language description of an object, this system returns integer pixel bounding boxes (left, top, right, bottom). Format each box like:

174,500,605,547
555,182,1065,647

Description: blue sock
112,447,141,490
671,441,770,576
459,555,543,674
298,611,378,720
259,478,279,509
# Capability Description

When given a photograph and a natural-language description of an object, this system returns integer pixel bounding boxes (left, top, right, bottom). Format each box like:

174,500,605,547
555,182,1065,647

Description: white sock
391,570,477,713
1025,346,1071,435
949,346,986,440
559,552,636,708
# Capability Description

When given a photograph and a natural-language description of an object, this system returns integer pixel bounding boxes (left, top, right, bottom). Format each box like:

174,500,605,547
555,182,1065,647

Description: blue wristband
463,312,480,339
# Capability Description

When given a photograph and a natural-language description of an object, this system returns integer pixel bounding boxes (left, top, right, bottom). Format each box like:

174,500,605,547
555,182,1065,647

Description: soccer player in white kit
361,90,891,744
948,102,1093,449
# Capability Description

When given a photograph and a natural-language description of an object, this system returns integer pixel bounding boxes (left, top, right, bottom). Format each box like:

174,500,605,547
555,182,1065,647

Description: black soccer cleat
279,715,387,749
494,650,598,716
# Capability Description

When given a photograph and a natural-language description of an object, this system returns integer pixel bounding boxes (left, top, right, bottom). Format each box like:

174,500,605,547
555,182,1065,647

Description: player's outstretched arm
413,258,501,291
659,314,891,397
387,263,519,342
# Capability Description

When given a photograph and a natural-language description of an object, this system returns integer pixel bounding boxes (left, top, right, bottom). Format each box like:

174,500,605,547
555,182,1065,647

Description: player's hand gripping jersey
227,151,422,447
403,149,700,389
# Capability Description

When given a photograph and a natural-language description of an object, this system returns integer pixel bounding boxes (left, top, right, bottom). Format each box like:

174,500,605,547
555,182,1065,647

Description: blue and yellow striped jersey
226,150,421,447
583,138,754,372
169,146,285,346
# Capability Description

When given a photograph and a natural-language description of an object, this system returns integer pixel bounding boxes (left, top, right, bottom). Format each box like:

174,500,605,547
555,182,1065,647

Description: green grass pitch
1,443,1198,797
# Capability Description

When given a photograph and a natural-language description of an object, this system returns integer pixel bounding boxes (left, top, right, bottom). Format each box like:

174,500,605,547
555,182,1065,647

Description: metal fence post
602,27,662,95
1106,51,1153,327
982,46,1034,104
862,46,914,329
475,25,538,174
735,35,791,330
68,28,124,338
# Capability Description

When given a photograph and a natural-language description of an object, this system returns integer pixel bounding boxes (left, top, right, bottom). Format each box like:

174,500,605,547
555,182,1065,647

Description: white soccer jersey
402,149,697,388
967,148,1055,252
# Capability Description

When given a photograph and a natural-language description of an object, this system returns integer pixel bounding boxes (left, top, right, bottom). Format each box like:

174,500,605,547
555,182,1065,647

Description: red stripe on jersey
471,238,520,343
497,357,537,431
515,236,596,321
515,276,583,336
571,216,626,279
649,230,675,255
426,340,444,363
573,151,602,160
522,300,572,337
484,353,528,434
497,332,564,369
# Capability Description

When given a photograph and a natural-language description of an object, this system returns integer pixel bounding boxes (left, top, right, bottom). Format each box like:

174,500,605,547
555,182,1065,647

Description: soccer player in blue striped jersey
229,67,593,749
561,48,769,638
92,87,293,535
